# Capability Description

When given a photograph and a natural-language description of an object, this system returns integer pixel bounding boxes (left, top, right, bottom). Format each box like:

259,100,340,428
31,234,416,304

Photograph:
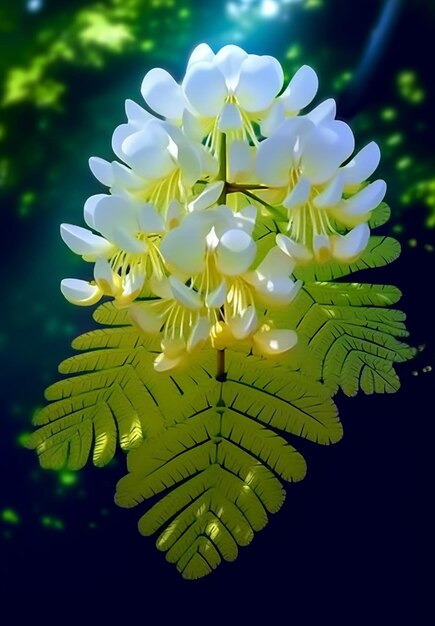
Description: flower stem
216,132,227,381
216,132,227,205
227,183,268,191
216,349,226,382
239,189,288,222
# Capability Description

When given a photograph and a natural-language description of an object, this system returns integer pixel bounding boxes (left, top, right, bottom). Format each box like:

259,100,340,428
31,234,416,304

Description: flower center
204,95,259,155
286,169,339,260
225,278,255,320
191,247,256,324
134,170,182,211
110,234,165,281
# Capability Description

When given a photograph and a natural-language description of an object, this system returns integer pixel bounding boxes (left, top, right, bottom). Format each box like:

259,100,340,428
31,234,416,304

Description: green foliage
27,208,415,577
116,351,339,579
26,303,213,469
27,299,343,578
287,283,415,396
293,236,401,282
1,0,193,109
368,202,391,228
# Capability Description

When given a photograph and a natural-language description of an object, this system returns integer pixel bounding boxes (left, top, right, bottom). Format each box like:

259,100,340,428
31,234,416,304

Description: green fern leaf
115,351,340,579
25,303,214,470
368,202,391,228
283,282,415,396
293,236,401,282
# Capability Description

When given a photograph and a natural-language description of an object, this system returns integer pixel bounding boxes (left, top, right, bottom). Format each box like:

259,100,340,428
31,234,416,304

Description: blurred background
1,0,433,619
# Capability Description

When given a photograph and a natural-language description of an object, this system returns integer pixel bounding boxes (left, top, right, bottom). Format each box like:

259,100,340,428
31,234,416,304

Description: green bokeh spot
41,516,64,530
381,107,397,121
58,470,79,487
2,509,20,525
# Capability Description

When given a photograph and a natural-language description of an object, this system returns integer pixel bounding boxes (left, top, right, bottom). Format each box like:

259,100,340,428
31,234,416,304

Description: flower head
256,111,386,262
60,43,387,370
60,194,169,308
130,204,300,370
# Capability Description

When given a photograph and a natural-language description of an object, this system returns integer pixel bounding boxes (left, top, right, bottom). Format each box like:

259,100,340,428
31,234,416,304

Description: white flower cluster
61,44,386,371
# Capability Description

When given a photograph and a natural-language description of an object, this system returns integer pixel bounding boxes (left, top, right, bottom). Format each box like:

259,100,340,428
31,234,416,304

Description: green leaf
25,303,213,470
285,283,415,396
116,352,339,579
368,202,391,228
293,236,401,281
303,282,402,307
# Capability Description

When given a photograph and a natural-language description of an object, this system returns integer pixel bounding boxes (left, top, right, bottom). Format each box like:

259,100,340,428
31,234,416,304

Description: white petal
182,108,210,141
177,140,202,187
313,234,332,262
94,258,120,295
215,44,248,89
276,234,313,262
60,224,114,258
209,212,231,241
89,157,113,187
149,275,172,299
187,317,210,352
256,245,295,277
187,209,220,233
112,123,135,162
111,226,147,254
206,226,220,251
84,194,107,230
205,281,227,308
122,129,174,179
341,141,381,185
118,271,145,304
255,133,292,187
281,65,318,112
216,229,256,276
234,204,257,235
253,329,298,355
332,223,370,261
236,55,284,113
129,302,162,334
301,121,355,184
283,177,311,210
161,337,186,357
228,140,252,182
260,100,286,137
91,194,138,240
139,203,165,233
183,62,227,117
187,43,215,69
169,276,202,310
160,117,181,143
199,144,219,177
125,98,153,125
331,120,355,162
188,181,224,212
305,98,336,126
111,162,144,189
313,173,345,208
258,275,301,305
60,279,102,306
154,352,183,372
229,306,258,340
341,180,387,217
219,102,243,131
166,199,183,229
141,68,186,119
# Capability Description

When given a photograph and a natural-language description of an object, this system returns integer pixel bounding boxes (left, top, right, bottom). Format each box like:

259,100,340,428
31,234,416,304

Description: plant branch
240,189,288,222
216,132,227,381
227,183,269,192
